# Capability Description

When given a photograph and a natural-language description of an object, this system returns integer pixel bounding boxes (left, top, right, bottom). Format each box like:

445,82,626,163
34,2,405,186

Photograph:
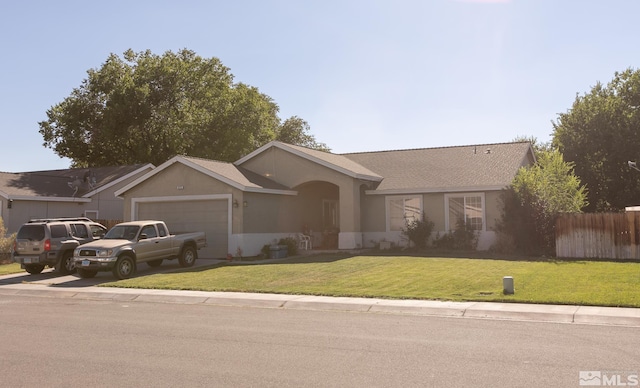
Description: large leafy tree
552,68,640,212
496,141,588,256
39,49,327,167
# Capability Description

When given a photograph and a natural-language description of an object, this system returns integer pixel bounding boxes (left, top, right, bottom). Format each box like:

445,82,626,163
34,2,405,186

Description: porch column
338,182,362,249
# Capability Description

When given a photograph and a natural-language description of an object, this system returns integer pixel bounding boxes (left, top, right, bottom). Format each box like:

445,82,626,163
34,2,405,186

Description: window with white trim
387,196,422,231
445,193,484,231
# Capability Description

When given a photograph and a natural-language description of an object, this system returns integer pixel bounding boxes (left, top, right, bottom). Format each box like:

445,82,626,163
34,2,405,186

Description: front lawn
0,263,21,276
106,255,640,307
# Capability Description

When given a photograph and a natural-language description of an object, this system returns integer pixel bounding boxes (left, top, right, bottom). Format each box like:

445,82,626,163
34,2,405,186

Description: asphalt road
2,294,639,387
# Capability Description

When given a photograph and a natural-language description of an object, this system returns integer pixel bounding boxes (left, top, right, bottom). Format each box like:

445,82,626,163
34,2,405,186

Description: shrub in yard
402,213,434,249
278,237,298,256
261,244,271,258
433,218,478,250
0,218,15,263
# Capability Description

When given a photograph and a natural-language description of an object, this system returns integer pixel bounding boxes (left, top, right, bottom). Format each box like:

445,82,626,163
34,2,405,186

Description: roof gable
115,156,296,197
235,141,383,182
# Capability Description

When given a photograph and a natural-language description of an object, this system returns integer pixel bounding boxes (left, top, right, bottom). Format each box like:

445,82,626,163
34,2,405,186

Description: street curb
463,302,579,323
1,285,640,327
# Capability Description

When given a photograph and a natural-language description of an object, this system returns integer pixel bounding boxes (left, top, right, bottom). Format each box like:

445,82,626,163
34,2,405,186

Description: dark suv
12,217,107,275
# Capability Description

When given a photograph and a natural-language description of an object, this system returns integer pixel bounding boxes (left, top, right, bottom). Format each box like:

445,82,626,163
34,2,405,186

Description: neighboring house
0,164,154,233
115,141,535,259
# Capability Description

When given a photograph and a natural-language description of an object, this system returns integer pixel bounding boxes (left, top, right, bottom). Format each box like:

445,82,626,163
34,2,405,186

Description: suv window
50,224,69,238
90,225,107,238
17,225,45,241
71,224,89,238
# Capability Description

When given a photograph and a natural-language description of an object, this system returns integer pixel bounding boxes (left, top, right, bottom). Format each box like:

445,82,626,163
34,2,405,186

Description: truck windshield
104,225,140,240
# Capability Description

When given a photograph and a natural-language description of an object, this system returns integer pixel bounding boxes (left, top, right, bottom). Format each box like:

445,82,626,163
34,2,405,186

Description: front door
322,200,339,248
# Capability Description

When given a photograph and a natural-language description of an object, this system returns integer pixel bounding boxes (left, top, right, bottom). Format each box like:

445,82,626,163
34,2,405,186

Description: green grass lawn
0,263,21,276
106,254,640,308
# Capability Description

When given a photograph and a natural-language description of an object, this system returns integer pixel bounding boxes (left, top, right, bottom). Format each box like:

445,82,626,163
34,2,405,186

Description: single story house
115,141,535,259
0,164,153,233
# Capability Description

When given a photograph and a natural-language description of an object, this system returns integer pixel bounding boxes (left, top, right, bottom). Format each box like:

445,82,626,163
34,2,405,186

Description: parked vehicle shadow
0,254,358,288
0,258,227,288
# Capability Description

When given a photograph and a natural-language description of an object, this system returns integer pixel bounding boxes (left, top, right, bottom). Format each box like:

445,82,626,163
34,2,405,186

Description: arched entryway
295,181,339,249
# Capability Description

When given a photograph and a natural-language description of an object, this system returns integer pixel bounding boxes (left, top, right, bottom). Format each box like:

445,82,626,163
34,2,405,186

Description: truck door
154,223,173,258
135,224,162,262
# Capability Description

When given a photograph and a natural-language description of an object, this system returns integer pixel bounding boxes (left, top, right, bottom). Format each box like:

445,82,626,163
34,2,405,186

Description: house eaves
115,156,297,197
235,141,384,182
365,185,509,195
6,195,91,203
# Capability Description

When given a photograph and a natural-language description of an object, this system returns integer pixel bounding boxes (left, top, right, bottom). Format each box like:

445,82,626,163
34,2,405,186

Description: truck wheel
77,268,97,278
178,245,197,267
56,252,76,275
147,259,163,268
113,255,135,280
24,264,45,275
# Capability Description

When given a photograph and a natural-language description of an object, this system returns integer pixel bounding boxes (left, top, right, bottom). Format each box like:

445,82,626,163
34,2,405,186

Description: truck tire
24,264,45,274
56,251,76,275
113,255,135,280
147,259,163,268
77,268,97,278
178,245,197,267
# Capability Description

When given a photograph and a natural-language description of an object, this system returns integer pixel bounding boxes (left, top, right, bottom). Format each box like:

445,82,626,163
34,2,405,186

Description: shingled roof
0,164,152,199
182,156,292,192
343,142,535,193
115,156,295,197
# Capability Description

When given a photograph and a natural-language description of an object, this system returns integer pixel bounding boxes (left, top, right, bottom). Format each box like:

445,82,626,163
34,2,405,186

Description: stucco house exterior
0,164,153,233
115,141,535,259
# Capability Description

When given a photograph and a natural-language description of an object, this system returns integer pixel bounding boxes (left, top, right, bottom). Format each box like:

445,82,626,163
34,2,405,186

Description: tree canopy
552,68,640,212
496,140,587,256
39,49,328,167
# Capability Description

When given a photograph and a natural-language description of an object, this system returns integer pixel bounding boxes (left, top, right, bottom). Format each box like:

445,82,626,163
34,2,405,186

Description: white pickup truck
72,220,207,279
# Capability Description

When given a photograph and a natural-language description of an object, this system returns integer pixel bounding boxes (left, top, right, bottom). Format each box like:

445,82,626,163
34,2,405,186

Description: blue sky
1,0,638,172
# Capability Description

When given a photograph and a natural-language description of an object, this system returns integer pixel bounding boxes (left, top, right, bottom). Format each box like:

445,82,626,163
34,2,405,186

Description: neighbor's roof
0,164,153,200
343,142,535,193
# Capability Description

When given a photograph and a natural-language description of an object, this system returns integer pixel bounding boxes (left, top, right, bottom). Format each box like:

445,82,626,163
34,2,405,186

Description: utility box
503,276,515,294
269,245,288,259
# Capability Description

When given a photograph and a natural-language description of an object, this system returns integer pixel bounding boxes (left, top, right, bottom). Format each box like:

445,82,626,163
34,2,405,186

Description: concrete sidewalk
1,281,640,327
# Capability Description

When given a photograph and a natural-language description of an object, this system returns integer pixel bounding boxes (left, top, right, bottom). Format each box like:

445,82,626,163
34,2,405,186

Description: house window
84,210,99,221
387,196,422,231
445,193,484,231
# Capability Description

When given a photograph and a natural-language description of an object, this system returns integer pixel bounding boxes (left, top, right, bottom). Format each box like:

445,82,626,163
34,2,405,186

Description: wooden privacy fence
95,219,122,229
556,212,640,260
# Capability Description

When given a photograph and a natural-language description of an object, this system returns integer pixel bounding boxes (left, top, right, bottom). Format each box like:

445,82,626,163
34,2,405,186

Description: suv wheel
113,255,135,280
24,264,45,275
56,252,76,275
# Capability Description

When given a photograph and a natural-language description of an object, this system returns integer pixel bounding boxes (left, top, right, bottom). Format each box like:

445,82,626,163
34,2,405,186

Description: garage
136,198,229,259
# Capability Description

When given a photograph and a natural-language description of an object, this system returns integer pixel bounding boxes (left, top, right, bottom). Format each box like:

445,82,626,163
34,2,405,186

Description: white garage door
137,199,228,259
